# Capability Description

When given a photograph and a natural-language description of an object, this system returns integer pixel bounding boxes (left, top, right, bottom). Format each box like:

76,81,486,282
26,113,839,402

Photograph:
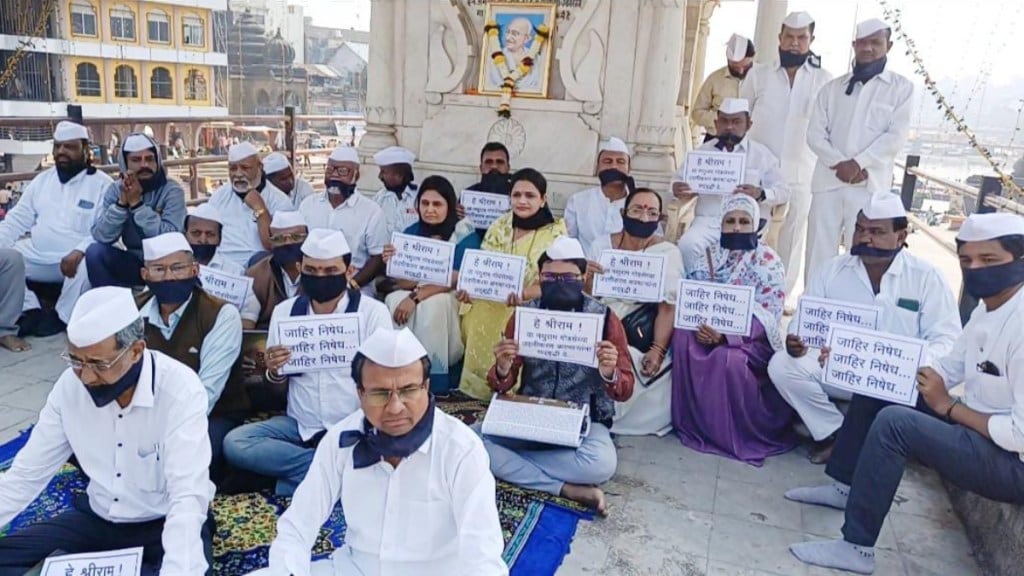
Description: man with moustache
692,33,755,142
0,121,112,340
263,152,314,210
563,137,636,260
740,11,833,299
85,132,186,291
462,142,513,242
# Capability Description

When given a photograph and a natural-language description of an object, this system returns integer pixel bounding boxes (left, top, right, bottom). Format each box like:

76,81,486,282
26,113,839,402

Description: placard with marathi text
386,232,456,287
674,279,754,336
276,313,361,375
796,296,882,349
681,150,746,195
199,265,253,310
514,307,604,368
822,325,926,407
457,249,527,303
41,547,144,576
461,190,511,231
592,249,667,303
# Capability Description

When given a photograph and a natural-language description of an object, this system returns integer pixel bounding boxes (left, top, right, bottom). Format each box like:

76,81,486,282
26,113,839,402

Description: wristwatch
251,208,267,221
410,287,421,304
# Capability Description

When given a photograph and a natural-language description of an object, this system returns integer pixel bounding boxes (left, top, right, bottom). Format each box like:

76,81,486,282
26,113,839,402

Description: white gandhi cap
67,287,142,348
373,146,415,166
270,210,306,230
860,192,906,220
143,232,193,261
958,213,1024,242
358,327,428,368
719,98,750,115
228,141,260,162
189,203,223,226
856,18,890,40
329,146,360,163
544,236,586,261
122,134,155,153
782,11,814,30
301,228,350,259
262,152,290,174
727,33,750,62
598,137,630,156
53,121,88,142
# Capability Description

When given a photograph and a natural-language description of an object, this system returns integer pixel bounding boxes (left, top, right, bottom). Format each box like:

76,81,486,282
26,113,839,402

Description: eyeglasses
326,165,354,176
362,382,427,407
539,272,583,283
625,207,661,220
61,346,131,373
269,232,308,245
145,262,194,280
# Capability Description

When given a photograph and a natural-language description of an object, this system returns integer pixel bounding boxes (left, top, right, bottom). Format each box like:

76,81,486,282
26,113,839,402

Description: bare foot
0,335,30,352
561,483,609,517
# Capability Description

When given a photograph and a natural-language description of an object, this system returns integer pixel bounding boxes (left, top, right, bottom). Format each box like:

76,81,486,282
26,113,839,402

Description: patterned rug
0,394,593,575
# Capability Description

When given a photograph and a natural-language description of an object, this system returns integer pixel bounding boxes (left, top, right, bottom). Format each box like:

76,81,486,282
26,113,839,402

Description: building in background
228,0,302,62
226,7,306,115
305,23,366,113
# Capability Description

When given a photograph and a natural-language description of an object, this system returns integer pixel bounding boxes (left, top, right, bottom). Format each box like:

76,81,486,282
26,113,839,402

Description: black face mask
850,243,902,259
513,205,556,231
963,259,1024,300
622,215,658,239
540,279,585,311
190,244,218,264
301,273,347,303
479,170,511,196
149,278,197,307
84,352,143,408
720,232,759,251
272,243,304,267
326,178,356,198
340,396,437,469
779,48,810,68
598,168,631,188
715,133,744,150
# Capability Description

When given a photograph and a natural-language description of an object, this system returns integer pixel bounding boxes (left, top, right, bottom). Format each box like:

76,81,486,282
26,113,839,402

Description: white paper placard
41,547,144,576
386,232,455,287
514,307,605,368
674,279,755,336
199,265,253,310
681,150,746,195
456,249,527,303
461,189,510,230
796,296,882,349
591,249,667,303
822,325,926,407
277,313,361,375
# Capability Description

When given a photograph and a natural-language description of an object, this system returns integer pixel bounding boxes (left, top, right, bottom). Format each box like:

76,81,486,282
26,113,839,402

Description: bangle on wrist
945,397,962,421
600,368,618,383
265,368,286,384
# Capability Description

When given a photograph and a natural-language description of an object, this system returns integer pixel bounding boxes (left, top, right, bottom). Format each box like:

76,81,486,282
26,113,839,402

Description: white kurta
804,69,914,285
291,178,316,210
206,182,292,270
563,186,626,260
372,186,419,240
262,409,508,576
0,351,215,575
299,192,387,270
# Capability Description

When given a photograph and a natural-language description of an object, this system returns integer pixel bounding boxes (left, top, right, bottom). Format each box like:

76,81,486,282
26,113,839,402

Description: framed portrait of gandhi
476,2,556,99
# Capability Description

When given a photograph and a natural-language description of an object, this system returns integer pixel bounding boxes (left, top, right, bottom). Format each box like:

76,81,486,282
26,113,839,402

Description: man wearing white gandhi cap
249,327,507,576
0,121,112,343
787,212,1024,574
263,151,314,210
690,33,754,141
563,136,638,260
674,97,786,272
0,286,216,574
206,141,292,270
371,145,420,240
769,191,961,465
223,228,392,496
242,209,309,329
804,17,914,291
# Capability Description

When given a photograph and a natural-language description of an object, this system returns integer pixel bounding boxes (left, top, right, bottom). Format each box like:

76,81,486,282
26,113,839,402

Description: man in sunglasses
251,327,507,575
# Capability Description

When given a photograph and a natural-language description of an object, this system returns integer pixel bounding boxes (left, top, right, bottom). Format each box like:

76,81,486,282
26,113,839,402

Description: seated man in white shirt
223,229,392,496
768,192,961,463
563,136,633,259
249,327,507,576
0,286,215,575
787,213,1024,574
673,98,787,272
0,121,112,336
371,146,419,240
206,142,292,270
185,203,260,327
245,210,308,329
264,152,314,210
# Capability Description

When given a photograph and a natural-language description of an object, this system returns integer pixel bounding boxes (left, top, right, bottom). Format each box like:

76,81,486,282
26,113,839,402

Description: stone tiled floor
0,225,982,575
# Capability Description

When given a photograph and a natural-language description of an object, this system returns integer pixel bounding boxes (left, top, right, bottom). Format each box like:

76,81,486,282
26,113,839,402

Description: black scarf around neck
339,396,436,469
513,205,555,231
846,56,887,95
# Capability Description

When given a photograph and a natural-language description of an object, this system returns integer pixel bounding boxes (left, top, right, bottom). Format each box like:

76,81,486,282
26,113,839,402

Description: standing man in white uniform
371,146,419,240
263,152,314,210
804,18,913,287
673,98,786,272
0,121,111,335
740,11,833,297
768,193,960,463
563,137,633,259
249,327,507,576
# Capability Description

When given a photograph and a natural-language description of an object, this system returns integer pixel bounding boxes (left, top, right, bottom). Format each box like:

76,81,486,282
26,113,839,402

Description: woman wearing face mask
457,168,567,400
671,194,797,465
588,188,683,437
380,176,481,392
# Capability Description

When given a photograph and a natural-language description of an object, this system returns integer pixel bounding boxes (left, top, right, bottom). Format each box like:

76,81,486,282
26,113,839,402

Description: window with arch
147,10,170,43
150,67,173,100
184,69,208,101
114,65,138,98
70,0,98,37
75,62,102,97
181,14,204,47
109,5,135,40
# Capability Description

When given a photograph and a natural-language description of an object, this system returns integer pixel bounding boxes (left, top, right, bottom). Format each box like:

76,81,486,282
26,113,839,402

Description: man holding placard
186,203,261,327
482,237,633,515
563,137,634,259
673,98,786,272
768,192,960,463
462,142,513,240
223,229,391,496
244,210,308,329
788,213,1024,575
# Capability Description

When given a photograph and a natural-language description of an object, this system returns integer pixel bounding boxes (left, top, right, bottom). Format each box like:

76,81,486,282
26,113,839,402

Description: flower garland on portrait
485,20,550,118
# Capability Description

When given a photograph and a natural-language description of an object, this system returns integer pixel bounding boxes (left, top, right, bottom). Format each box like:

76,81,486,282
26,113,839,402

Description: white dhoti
385,290,464,380
612,345,672,437
767,350,851,441
677,215,720,273
772,179,813,296
15,239,91,323
804,186,870,289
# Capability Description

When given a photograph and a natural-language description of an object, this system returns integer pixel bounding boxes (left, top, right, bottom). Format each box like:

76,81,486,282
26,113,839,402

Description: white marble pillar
631,0,686,174
753,0,787,65
359,0,398,156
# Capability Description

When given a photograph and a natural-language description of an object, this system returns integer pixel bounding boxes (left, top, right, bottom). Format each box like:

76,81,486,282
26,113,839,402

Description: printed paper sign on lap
199,265,253,310
461,190,510,230
592,249,667,303
796,296,882,349
674,279,754,336
42,547,144,576
277,313,361,375
514,307,604,368
682,150,746,195
822,325,926,407
457,249,527,303
386,232,455,287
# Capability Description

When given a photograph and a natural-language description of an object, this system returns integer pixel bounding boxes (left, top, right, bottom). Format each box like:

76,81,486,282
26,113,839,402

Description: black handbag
621,302,659,353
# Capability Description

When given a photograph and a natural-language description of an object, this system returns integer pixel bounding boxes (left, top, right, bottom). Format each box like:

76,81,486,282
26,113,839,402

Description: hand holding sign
822,325,926,406
386,232,455,287
457,249,527,303
682,150,746,196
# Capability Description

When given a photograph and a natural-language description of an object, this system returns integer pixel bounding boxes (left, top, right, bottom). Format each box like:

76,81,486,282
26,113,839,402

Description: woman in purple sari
671,194,797,465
